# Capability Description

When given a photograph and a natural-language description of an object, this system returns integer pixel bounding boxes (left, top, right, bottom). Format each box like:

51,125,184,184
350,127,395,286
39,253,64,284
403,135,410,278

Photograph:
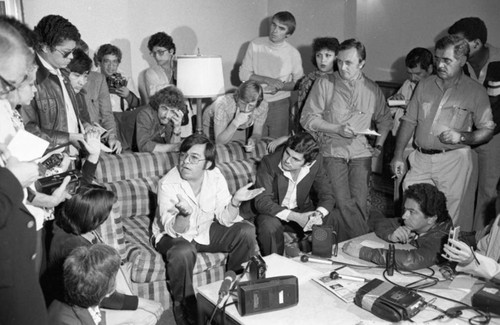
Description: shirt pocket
437,105,471,130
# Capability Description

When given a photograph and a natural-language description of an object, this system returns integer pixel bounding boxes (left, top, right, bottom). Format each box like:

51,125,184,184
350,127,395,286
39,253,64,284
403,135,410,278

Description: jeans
323,157,371,241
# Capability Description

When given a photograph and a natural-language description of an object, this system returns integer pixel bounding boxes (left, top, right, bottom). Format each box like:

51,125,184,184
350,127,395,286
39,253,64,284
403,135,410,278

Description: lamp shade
176,55,225,98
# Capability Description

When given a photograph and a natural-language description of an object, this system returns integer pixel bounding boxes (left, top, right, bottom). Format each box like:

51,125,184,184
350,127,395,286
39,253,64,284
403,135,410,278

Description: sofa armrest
95,201,128,260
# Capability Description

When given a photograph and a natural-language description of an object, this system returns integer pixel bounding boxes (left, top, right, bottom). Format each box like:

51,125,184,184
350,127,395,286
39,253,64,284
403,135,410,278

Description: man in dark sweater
343,183,452,270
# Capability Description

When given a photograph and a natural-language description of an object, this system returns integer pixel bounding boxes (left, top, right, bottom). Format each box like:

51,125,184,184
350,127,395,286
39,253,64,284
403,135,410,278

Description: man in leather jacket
21,15,91,152
343,183,452,270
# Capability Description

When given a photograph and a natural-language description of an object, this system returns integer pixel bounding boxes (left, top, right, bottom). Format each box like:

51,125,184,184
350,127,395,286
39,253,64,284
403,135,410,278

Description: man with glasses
21,15,91,153
143,32,177,104
203,80,268,150
343,183,452,270
94,43,140,113
152,134,264,325
135,86,187,152
390,35,495,230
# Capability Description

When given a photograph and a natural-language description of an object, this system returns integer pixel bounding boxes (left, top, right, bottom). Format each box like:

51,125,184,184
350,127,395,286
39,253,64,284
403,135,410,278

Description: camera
35,169,82,195
248,254,266,281
106,73,128,92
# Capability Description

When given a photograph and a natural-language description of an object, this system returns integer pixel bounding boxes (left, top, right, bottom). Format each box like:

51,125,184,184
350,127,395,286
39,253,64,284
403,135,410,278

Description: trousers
155,221,256,303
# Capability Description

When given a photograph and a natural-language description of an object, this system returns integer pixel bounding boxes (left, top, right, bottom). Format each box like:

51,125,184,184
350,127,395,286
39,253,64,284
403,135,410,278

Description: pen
470,246,480,265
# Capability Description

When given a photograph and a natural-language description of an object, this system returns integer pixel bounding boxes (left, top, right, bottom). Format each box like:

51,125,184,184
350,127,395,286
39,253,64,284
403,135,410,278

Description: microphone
217,270,237,307
386,244,395,276
330,271,367,282
300,255,333,265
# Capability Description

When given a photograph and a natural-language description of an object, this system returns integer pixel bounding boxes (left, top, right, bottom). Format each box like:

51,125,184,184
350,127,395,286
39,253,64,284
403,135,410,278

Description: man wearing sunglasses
21,15,91,154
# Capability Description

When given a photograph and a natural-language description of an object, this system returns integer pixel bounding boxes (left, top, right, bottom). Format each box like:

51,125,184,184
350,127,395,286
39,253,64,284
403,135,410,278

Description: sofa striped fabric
94,139,271,307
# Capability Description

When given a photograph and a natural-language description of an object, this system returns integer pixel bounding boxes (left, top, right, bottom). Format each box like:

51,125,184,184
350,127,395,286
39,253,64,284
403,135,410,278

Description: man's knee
232,221,257,243
256,214,282,236
166,241,197,265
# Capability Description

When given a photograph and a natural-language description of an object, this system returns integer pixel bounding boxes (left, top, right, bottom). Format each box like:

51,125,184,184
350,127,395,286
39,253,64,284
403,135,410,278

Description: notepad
7,130,49,162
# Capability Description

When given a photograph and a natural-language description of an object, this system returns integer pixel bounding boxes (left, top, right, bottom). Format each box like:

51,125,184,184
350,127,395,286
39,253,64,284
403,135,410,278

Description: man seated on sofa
135,86,187,152
152,133,264,325
254,132,335,256
343,183,452,270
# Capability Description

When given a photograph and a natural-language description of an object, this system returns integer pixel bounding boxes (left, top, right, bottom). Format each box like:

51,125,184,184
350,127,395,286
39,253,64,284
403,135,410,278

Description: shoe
173,302,192,325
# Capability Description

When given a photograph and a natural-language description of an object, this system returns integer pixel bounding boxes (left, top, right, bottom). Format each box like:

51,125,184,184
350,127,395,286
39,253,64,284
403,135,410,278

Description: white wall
22,0,500,87
355,0,500,82
22,0,269,92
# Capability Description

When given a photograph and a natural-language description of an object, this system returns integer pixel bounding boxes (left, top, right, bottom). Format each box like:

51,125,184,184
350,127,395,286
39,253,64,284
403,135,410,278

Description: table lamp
177,55,225,134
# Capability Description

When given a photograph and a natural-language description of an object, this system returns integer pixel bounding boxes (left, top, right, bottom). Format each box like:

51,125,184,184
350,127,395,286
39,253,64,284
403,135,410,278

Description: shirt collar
278,160,315,181
435,70,464,91
37,53,60,76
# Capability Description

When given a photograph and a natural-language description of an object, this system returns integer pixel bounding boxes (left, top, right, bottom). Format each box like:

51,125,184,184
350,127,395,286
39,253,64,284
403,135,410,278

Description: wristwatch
374,144,383,151
459,134,466,143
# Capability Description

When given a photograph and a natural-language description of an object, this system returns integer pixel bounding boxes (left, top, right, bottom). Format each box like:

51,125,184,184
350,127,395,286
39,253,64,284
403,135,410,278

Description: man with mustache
391,35,495,230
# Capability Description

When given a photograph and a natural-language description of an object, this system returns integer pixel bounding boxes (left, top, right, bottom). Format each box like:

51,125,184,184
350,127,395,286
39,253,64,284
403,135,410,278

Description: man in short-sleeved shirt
391,35,495,229
449,17,500,231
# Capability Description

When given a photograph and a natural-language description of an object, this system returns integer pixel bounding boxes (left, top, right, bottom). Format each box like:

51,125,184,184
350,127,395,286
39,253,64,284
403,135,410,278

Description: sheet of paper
356,129,381,136
388,99,407,106
7,129,49,161
360,239,386,249
448,274,477,291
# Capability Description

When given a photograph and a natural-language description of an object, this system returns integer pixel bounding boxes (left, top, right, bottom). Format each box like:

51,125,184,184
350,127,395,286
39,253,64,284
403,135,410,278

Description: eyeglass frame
0,73,29,96
54,47,75,58
179,152,206,165
237,98,258,113
150,49,170,57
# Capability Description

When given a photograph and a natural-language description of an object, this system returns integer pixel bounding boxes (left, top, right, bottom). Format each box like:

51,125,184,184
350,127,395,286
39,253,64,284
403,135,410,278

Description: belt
416,146,455,155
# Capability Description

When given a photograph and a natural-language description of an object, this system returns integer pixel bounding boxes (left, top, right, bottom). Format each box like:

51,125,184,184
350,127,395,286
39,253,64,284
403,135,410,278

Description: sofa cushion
96,151,179,183
123,215,227,284
215,139,269,163
104,178,159,219
217,158,260,195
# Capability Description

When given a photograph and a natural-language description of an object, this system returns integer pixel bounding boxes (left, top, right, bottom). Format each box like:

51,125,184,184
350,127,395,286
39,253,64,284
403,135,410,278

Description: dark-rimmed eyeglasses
179,153,206,164
0,73,28,96
54,47,75,58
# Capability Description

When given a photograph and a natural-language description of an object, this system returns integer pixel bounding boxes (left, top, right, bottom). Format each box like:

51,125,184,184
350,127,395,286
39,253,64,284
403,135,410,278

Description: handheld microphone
386,244,395,276
217,271,237,306
300,255,333,265
330,271,367,282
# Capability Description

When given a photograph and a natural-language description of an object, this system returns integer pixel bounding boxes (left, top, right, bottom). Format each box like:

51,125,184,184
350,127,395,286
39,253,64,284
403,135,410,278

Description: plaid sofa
93,139,270,308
